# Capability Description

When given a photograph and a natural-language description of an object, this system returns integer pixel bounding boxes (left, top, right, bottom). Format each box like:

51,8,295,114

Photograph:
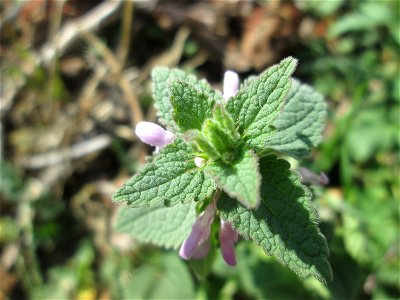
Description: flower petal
135,121,174,147
219,219,239,266
223,70,239,102
179,202,216,260
298,167,329,185
179,229,203,259
194,157,206,167
192,238,211,259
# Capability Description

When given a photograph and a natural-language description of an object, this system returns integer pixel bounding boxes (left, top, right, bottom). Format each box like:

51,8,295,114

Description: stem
116,1,134,73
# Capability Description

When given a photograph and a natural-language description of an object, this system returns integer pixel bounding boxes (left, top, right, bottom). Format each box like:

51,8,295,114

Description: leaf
170,80,216,132
345,107,397,163
218,154,332,283
120,253,195,299
152,67,223,132
114,201,196,249
267,79,327,158
341,192,398,266
206,149,260,209
295,0,343,17
328,2,393,38
213,243,313,299
202,119,235,155
112,139,216,207
226,57,297,150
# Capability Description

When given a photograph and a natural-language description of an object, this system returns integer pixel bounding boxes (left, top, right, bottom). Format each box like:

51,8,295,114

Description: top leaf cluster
113,57,331,283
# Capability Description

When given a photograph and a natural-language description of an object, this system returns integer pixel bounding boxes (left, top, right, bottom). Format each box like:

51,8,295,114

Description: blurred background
0,0,399,299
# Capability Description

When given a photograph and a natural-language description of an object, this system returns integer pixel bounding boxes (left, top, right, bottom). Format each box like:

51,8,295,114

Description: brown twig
116,1,134,73
81,31,143,127
40,0,121,65
137,26,191,85
20,134,111,169
46,0,66,119
0,0,121,115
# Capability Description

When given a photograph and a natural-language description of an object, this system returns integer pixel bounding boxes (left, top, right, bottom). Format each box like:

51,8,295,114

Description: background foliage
0,0,399,299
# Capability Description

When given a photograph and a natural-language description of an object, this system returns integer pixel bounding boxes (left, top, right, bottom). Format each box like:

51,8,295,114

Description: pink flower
179,201,216,259
219,218,239,266
223,70,239,102
179,201,239,266
135,121,174,147
298,167,329,186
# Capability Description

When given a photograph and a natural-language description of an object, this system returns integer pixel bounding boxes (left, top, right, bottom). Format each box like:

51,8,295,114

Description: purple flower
192,238,211,259
223,70,239,102
219,218,239,266
135,121,174,147
179,200,239,266
298,167,329,186
179,201,216,260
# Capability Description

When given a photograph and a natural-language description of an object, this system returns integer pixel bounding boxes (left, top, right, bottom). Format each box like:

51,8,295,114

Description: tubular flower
179,201,239,266
219,218,239,266
298,167,329,186
135,121,174,147
179,201,216,260
223,70,239,102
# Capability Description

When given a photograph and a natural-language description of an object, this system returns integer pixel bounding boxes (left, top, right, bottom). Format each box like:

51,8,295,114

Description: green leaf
226,57,297,150
341,191,398,266
328,2,393,38
267,79,327,158
345,107,397,163
295,0,343,17
212,105,239,141
120,253,195,299
213,243,313,299
218,154,332,283
152,67,223,132
202,119,235,155
170,80,216,132
185,129,221,161
114,202,196,249
112,139,216,207
206,149,260,209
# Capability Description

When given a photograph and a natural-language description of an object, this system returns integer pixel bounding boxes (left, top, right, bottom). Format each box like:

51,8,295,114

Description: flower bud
223,70,239,102
135,121,174,147
298,167,329,186
194,157,206,168
219,219,239,266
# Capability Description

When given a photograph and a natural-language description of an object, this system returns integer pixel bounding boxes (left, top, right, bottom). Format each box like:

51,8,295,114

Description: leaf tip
111,188,125,203
281,56,298,74
242,196,261,210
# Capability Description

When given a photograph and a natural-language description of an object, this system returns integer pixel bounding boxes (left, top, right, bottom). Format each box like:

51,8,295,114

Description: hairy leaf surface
218,155,332,283
112,139,216,207
170,81,216,132
267,79,327,158
226,57,297,150
114,202,196,249
206,149,260,209
152,67,223,132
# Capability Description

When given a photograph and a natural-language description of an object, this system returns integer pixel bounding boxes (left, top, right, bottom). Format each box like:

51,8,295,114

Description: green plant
112,57,331,283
